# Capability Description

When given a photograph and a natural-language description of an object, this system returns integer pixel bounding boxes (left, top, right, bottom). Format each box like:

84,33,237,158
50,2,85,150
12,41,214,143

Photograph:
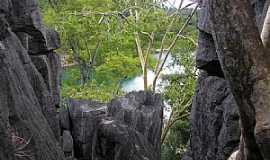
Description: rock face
92,119,159,160
60,92,164,160
107,92,163,156
0,0,65,159
182,0,267,160
182,73,240,160
64,99,107,159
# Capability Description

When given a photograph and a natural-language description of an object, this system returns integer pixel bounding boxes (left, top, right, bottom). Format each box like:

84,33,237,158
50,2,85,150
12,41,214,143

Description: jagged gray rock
183,0,269,159
183,1,242,159
197,0,211,34
30,55,51,89
28,27,61,54
0,0,64,159
92,119,160,160
62,99,107,159
196,31,223,77
47,52,61,106
24,53,60,139
31,52,62,107
108,91,163,156
196,31,217,68
182,73,240,160
0,28,65,160
0,83,15,160
60,92,164,160
62,130,74,158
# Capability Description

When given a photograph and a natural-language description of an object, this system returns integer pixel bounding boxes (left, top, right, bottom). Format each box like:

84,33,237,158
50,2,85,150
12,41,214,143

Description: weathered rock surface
92,119,159,160
184,27,240,160
62,130,74,158
197,0,211,34
60,92,164,160
31,52,62,107
196,31,217,69
183,0,241,160
0,28,65,160
65,99,107,159
183,0,269,160
108,92,163,155
0,89,15,160
0,0,64,159
182,73,240,160
28,27,61,54
196,31,224,77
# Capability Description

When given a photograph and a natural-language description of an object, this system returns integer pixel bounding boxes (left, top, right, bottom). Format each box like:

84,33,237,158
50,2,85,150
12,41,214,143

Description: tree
43,0,118,85
127,0,198,91
261,0,270,49
209,0,270,159
160,48,196,160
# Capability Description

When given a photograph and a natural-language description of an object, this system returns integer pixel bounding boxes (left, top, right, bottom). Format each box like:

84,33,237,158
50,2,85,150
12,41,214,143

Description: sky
164,0,197,8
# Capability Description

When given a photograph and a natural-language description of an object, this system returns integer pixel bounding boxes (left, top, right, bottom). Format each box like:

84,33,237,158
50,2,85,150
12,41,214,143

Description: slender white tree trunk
261,4,270,49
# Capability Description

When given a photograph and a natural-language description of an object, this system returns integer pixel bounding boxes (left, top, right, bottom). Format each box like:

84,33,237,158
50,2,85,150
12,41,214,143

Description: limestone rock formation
60,92,164,160
209,0,270,158
92,119,159,160
0,0,65,159
183,0,269,160
107,91,163,156
182,0,241,160
63,99,107,159
182,73,240,160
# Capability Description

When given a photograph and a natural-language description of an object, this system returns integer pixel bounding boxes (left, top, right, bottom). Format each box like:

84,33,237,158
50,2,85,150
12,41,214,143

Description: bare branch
154,0,184,74
153,4,198,92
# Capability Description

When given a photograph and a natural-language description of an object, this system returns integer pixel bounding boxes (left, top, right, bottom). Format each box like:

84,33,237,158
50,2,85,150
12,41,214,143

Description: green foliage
61,80,120,102
61,65,122,102
41,0,196,101
43,4,198,156
60,52,146,102
95,53,141,84
164,52,196,107
161,120,190,160
161,30,197,160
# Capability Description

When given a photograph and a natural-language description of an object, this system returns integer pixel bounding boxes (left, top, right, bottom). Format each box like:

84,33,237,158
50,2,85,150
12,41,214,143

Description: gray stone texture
60,92,164,160
183,0,269,160
0,0,64,159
